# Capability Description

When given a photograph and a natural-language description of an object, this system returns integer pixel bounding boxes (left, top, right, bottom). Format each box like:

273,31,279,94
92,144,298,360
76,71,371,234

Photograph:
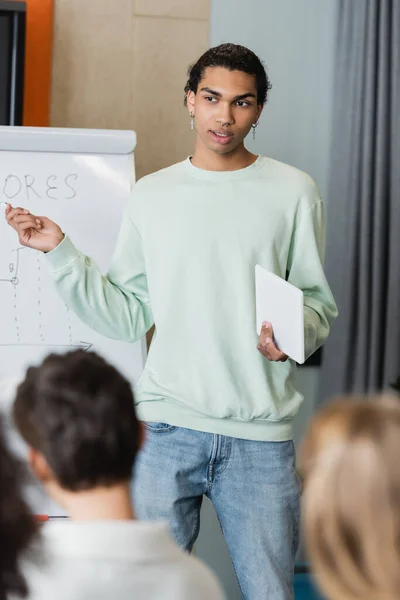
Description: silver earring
190,113,195,130
251,121,259,140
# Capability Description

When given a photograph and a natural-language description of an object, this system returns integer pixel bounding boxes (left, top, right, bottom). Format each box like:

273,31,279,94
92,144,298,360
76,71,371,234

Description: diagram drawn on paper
0,245,24,287
0,242,92,352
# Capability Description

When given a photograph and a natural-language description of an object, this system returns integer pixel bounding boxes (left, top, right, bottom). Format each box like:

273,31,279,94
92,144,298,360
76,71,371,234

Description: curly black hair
0,419,37,600
184,43,272,106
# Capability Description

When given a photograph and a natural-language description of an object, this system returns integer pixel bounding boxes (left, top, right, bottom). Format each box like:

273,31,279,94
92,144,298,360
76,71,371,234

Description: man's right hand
5,204,64,253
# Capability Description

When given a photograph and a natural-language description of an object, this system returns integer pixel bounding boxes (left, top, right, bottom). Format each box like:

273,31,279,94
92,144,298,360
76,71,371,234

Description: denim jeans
133,423,300,600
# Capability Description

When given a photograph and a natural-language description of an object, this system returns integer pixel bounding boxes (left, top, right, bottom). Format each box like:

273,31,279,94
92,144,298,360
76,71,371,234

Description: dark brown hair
184,43,272,106
13,350,141,491
0,419,37,600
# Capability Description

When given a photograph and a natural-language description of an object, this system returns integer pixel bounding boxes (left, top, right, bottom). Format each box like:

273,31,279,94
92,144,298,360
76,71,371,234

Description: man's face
187,67,262,156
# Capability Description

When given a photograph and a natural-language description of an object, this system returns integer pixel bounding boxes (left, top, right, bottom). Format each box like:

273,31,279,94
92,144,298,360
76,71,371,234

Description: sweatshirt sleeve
286,197,338,361
44,210,153,343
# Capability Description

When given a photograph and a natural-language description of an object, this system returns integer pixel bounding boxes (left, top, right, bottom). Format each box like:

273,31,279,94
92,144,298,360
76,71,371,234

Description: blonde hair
300,395,400,600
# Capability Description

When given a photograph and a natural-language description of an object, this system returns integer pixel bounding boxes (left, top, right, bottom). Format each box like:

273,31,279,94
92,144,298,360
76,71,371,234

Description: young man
12,350,224,600
6,43,337,599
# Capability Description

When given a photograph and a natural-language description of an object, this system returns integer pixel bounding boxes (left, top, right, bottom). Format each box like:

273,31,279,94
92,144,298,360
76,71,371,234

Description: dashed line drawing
0,245,92,351
13,283,21,343
66,306,73,345
37,254,45,342
0,246,25,286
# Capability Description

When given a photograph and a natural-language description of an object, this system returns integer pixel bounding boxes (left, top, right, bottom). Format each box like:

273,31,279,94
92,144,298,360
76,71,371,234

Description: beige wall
50,0,210,179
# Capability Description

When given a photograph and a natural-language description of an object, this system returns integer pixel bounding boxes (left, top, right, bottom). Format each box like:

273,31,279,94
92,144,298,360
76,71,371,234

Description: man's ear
28,448,53,484
186,90,196,116
256,104,264,122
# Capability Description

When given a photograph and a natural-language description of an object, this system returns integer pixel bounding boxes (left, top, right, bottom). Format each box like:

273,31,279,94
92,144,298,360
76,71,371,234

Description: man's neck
191,142,258,172
49,481,135,521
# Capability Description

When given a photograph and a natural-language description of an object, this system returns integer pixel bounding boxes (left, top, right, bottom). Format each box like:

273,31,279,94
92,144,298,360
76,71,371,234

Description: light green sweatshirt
46,156,337,441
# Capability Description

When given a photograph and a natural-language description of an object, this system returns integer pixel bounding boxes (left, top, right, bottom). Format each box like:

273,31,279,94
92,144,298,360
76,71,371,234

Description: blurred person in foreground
0,418,37,600
301,394,400,600
13,350,224,600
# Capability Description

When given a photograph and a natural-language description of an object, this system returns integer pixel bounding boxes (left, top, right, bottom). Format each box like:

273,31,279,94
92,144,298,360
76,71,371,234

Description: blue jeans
133,423,300,600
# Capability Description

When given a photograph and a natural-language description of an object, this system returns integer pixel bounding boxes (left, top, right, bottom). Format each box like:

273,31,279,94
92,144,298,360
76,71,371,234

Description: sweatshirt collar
183,155,266,181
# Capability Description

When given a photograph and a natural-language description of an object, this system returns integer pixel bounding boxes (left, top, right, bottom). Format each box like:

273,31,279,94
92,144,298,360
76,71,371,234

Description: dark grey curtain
319,0,400,400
